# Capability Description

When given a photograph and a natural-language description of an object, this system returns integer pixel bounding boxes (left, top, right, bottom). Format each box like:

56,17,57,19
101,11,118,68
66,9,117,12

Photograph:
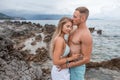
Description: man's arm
68,32,93,68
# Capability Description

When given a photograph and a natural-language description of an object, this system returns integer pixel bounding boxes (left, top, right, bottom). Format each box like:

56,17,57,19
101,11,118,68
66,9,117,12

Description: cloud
0,0,120,19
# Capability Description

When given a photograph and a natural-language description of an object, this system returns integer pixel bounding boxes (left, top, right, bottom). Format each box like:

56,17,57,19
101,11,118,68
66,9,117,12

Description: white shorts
51,65,70,80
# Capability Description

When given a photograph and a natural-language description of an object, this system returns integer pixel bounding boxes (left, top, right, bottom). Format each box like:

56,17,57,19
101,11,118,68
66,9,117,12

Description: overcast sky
0,0,120,19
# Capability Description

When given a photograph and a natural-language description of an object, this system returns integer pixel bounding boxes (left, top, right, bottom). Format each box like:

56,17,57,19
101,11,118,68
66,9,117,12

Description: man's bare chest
70,32,81,45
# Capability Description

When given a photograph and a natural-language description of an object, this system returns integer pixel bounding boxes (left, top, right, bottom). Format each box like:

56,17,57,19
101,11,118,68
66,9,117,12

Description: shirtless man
60,7,93,80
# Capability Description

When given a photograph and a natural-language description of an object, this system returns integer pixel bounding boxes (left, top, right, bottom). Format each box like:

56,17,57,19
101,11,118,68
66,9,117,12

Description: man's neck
78,22,87,29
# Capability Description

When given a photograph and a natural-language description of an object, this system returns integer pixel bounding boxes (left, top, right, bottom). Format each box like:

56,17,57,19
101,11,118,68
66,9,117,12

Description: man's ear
81,15,86,22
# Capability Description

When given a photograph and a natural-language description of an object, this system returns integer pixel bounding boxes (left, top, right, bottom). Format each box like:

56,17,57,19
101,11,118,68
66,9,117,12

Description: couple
50,6,92,80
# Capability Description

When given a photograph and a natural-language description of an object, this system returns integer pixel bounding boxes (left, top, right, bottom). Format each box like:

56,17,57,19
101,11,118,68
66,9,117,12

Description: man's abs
70,44,81,54
69,43,83,61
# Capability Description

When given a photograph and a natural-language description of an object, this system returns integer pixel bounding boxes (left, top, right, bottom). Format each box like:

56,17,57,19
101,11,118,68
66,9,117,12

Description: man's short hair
75,7,89,20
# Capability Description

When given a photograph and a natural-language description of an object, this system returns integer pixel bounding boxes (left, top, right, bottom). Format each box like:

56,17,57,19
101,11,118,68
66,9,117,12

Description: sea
0,19,120,62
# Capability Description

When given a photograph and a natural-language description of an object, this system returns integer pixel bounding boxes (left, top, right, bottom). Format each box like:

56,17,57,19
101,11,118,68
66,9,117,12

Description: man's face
72,10,81,25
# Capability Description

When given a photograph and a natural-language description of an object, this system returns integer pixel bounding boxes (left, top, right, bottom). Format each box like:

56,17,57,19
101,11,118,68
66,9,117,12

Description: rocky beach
0,20,120,80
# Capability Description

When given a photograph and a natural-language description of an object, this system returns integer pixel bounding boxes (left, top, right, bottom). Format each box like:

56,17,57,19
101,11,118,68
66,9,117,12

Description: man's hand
71,53,81,60
71,53,83,61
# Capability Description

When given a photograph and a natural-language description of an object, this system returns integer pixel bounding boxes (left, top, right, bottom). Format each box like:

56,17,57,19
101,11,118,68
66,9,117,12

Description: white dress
51,44,70,80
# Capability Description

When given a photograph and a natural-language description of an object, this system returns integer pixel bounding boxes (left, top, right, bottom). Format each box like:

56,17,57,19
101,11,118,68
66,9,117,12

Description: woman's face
62,21,73,34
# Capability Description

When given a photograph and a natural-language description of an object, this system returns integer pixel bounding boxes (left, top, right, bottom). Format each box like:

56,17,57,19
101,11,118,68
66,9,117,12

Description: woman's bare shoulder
54,36,64,44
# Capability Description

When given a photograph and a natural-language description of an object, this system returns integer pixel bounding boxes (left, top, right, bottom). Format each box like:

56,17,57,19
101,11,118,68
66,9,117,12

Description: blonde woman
50,17,80,80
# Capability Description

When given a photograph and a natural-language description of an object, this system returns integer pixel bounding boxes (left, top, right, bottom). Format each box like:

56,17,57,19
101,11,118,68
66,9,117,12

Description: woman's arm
53,37,79,66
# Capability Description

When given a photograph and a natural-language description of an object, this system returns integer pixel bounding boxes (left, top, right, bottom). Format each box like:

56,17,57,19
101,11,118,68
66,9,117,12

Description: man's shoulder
81,28,92,41
83,28,91,36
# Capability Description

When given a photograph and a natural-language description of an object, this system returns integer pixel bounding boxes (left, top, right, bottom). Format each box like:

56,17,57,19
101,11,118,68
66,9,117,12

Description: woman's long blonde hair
49,17,73,59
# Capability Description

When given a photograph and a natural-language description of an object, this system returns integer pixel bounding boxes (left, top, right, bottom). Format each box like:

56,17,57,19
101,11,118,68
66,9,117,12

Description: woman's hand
57,64,66,71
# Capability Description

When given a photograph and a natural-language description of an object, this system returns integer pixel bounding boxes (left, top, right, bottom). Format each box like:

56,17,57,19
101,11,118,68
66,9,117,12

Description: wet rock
97,29,102,35
14,21,21,25
9,51,24,60
87,57,120,70
43,24,56,35
41,60,53,80
31,41,36,46
29,62,43,79
29,31,36,37
41,68,51,80
12,30,26,37
85,68,120,80
3,20,13,25
101,58,120,70
36,23,43,28
38,28,44,33
89,27,95,33
34,47,49,62
0,27,14,38
0,34,44,80
43,34,52,43
0,50,8,59
0,35,14,54
14,43,25,50
25,54,35,61
21,21,29,25
35,34,42,41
